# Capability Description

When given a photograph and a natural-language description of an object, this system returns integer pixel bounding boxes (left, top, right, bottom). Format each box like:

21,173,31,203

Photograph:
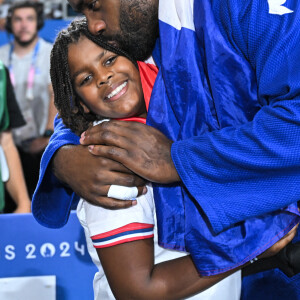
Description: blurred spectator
0,0,9,31
0,60,31,213
0,1,56,198
44,1,63,20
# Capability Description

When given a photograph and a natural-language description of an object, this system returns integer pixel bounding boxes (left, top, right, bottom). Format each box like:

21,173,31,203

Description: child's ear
80,102,90,113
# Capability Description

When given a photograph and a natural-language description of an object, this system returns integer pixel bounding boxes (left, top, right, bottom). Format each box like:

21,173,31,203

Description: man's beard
14,32,38,47
108,0,159,61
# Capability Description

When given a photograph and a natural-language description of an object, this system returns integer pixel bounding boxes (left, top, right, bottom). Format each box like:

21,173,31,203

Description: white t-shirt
0,38,52,145
77,185,241,300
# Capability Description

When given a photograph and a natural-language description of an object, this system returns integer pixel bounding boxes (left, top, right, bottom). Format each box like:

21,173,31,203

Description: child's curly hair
50,17,137,135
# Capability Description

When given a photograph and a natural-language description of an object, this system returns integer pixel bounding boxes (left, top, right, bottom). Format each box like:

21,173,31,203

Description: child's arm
96,224,297,300
79,188,233,299
97,239,232,300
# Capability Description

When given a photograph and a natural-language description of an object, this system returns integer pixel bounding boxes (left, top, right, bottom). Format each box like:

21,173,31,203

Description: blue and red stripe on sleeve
91,223,154,248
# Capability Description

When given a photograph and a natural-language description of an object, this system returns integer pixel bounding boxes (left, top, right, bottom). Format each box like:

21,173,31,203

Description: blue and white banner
0,211,96,299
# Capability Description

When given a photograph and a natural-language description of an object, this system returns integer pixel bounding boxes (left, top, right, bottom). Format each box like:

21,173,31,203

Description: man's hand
53,144,146,208
259,224,298,259
243,224,299,277
80,120,181,184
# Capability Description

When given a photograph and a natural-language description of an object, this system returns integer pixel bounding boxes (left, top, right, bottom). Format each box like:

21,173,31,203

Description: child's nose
98,74,113,87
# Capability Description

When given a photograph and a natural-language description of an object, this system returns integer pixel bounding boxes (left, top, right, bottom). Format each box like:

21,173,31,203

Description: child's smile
104,80,128,102
68,35,146,119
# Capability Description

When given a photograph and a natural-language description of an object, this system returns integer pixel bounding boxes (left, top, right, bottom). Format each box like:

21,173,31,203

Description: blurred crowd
0,0,68,31
0,0,62,213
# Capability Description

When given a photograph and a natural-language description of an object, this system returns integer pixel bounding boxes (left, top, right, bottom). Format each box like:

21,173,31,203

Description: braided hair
50,17,138,135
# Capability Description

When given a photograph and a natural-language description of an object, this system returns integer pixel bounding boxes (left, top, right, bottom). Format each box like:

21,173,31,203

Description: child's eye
80,75,92,86
104,56,117,66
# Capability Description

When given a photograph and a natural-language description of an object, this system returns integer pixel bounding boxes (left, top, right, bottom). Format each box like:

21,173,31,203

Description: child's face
68,35,146,119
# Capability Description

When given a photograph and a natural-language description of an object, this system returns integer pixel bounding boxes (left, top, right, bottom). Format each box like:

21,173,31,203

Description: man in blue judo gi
32,0,300,297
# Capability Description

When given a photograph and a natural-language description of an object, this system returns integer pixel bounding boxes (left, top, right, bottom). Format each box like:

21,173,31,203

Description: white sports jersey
77,185,241,300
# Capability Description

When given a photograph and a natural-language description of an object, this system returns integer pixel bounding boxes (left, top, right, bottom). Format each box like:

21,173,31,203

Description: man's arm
81,0,300,233
53,144,145,208
32,116,146,228
32,116,80,227
80,120,179,184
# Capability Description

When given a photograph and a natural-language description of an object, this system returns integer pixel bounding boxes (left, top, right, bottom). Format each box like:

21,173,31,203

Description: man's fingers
80,120,177,184
107,171,145,187
259,224,299,259
54,145,145,208
283,224,298,243
280,224,298,248
88,144,128,163
87,196,137,210
137,186,147,197
81,120,132,146
89,154,131,173
75,182,134,208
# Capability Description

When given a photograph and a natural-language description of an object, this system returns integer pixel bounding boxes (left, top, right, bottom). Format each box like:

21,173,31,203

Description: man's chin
106,31,156,61
118,38,157,61
14,33,37,47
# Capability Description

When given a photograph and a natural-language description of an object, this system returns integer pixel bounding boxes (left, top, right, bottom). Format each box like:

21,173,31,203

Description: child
50,18,242,300
50,18,298,299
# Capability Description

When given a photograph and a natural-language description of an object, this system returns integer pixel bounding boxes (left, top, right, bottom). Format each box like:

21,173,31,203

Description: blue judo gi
32,0,300,281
